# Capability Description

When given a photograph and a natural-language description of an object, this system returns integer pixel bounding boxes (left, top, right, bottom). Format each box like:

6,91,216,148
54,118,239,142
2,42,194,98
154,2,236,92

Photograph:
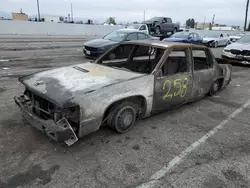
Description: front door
153,47,193,111
189,47,215,100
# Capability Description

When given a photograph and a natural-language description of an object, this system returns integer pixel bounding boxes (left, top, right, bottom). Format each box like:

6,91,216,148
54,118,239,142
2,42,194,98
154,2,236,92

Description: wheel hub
122,112,133,127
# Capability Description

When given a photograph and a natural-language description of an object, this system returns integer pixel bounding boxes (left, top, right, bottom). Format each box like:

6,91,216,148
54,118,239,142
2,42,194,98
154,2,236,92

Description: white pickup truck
125,24,150,34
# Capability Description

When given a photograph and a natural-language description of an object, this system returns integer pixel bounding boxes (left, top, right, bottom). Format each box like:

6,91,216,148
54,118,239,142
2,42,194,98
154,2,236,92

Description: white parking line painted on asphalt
0,59,9,62
136,99,250,188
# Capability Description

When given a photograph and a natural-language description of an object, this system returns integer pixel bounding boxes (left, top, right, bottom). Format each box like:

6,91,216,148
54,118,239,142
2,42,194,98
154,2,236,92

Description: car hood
164,37,187,42
224,42,250,50
203,37,217,41
229,36,242,39
19,62,144,107
84,38,117,48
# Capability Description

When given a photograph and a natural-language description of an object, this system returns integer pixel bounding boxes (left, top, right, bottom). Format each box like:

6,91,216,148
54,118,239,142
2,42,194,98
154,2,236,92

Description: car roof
122,40,207,49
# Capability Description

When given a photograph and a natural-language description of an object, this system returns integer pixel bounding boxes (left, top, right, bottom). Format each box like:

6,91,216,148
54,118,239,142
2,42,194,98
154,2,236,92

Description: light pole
71,2,74,22
244,0,249,31
37,0,41,21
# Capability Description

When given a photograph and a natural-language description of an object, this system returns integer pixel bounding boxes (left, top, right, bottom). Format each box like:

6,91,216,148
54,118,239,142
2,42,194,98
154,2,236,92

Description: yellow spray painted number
162,77,189,99
162,80,173,99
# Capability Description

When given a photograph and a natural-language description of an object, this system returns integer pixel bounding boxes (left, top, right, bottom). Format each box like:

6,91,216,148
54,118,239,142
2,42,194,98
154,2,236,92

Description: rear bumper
14,96,78,146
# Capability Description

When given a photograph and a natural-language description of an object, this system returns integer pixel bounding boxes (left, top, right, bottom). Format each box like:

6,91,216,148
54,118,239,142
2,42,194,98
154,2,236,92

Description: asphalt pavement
1,36,250,188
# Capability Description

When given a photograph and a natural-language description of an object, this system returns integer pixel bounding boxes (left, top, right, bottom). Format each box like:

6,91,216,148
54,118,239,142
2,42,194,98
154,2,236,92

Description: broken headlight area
16,88,80,146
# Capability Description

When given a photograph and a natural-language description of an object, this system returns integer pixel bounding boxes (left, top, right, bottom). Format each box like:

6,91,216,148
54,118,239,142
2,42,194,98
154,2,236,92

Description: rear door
152,47,193,111
189,47,215,100
161,18,168,32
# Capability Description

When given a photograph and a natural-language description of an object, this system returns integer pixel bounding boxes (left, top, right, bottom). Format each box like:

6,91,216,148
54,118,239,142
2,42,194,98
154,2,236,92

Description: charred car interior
96,43,165,74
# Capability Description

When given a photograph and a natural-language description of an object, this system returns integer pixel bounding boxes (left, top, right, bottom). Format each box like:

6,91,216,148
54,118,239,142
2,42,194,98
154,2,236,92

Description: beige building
12,12,28,21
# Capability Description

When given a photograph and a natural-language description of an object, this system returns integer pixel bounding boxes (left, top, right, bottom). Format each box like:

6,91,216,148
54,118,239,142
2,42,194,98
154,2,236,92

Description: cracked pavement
1,35,250,188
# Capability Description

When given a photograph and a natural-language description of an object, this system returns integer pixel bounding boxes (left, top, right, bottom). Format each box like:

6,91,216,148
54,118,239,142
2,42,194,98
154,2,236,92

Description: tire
214,41,218,48
155,26,161,34
107,102,137,133
209,80,220,96
172,28,177,34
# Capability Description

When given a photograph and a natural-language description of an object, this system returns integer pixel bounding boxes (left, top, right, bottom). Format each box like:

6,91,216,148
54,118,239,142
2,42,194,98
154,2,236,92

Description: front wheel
107,102,137,133
155,26,161,34
213,41,218,48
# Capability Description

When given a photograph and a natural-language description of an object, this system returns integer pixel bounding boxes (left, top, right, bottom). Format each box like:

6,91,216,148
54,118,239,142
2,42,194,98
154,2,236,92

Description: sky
1,0,248,26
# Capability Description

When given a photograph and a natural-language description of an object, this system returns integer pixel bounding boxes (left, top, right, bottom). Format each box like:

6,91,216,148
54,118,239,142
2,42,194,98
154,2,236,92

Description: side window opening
161,48,188,77
140,25,146,30
126,33,138,41
192,48,213,70
130,45,164,74
138,33,148,40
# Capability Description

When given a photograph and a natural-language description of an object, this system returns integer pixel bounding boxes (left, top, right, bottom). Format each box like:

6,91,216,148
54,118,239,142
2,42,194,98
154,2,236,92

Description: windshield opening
204,33,220,38
96,44,165,74
237,35,250,43
103,30,127,42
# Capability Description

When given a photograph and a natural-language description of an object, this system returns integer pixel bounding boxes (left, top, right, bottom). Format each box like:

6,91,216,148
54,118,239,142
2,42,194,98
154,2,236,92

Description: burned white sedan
15,41,232,146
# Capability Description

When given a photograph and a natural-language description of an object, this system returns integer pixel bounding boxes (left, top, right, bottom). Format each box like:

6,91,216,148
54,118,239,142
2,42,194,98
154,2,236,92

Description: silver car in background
202,32,230,47
222,34,250,65
228,33,245,43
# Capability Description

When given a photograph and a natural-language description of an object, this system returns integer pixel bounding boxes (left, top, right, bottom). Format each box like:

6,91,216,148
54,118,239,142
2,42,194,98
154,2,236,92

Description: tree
186,19,191,28
190,18,195,28
209,22,212,30
59,16,64,22
186,18,195,28
107,17,116,25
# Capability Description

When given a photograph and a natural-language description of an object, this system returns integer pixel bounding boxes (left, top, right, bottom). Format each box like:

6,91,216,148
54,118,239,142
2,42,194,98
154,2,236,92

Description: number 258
162,77,189,99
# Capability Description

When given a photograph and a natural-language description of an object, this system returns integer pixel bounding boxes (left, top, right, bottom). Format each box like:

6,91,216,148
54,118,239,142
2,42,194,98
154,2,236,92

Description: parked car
163,31,202,44
83,29,158,58
142,17,180,34
126,24,149,34
222,34,250,65
202,32,230,47
14,41,232,146
228,33,245,43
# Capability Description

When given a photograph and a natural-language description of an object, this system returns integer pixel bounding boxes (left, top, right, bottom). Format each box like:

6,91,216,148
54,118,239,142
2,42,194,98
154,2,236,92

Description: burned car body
15,41,232,146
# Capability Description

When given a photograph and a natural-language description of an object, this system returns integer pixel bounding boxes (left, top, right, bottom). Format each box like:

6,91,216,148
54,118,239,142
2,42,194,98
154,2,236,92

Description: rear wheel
172,27,177,34
107,102,137,133
209,80,220,96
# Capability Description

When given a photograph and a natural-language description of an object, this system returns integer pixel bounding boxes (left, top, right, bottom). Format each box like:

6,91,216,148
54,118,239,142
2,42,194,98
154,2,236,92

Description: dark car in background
163,31,202,44
83,29,157,58
142,17,180,35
